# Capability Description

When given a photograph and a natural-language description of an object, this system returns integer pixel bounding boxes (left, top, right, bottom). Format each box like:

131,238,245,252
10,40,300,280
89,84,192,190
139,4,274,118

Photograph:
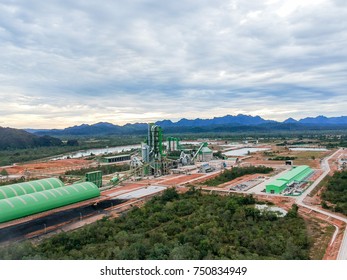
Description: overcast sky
1,0,346,128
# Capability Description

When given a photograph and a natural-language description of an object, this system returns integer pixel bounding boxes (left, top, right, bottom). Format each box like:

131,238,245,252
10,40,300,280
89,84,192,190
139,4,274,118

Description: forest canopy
0,188,310,260
204,166,273,186
321,170,347,215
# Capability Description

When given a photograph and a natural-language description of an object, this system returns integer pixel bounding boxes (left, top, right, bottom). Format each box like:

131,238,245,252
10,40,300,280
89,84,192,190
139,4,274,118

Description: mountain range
0,127,62,150
25,114,347,136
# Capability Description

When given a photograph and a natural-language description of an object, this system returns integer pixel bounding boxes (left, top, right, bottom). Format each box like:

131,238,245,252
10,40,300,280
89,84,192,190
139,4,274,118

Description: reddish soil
192,172,222,184
298,207,346,260
217,174,264,189
323,225,345,260
3,159,93,176
253,195,295,211
159,174,204,186
241,146,331,169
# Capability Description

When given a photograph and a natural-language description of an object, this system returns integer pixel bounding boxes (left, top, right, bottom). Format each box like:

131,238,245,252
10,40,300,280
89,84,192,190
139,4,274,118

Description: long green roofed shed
266,165,313,194
0,182,100,223
0,178,64,200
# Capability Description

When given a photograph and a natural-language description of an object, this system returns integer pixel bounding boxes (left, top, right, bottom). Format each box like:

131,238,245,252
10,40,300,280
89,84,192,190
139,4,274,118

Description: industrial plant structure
100,154,131,163
0,124,220,224
141,124,169,176
167,137,180,151
266,165,313,194
197,144,213,162
85,171,103,188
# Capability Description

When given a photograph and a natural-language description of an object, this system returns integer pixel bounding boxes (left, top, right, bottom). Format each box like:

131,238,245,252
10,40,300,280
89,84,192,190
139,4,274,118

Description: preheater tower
142,124,167,176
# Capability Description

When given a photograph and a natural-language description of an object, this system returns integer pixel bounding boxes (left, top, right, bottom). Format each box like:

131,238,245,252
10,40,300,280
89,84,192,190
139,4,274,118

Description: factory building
197,146,213,162
0,182,100,223
101,154,131,163
266,165,313,194
85,171,103,188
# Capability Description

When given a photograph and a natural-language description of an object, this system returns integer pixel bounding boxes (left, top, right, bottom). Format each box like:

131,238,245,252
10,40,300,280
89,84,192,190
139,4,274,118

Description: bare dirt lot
242,146,331,169
3,159,94,176
159,174,204,186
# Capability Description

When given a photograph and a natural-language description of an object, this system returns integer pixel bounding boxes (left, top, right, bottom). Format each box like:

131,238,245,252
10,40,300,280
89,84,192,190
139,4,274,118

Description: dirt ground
242,146,331,169
158,174,204,186
2,159,95,176
328,150,346,175
299,207,345,260
216,174,265,189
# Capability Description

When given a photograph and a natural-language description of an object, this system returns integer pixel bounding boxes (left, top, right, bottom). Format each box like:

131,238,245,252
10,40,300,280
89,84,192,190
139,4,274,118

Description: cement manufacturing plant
0,123,226,230
1,123,346,261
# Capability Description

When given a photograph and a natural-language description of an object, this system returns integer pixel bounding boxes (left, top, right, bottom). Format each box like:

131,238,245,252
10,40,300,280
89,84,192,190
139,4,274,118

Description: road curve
295,148,347,259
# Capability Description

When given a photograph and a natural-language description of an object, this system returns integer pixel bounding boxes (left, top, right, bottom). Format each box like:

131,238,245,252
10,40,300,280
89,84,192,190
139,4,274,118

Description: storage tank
141,144,150,162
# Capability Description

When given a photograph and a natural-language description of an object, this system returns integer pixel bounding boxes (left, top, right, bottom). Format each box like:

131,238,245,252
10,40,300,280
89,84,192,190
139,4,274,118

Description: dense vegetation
65,164,130,176
0,189,310,260
321,171,347,215
0,127,62,150
205,166,273,186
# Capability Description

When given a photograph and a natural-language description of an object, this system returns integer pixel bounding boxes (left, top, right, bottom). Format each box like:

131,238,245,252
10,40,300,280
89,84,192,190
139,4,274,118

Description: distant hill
27,115,347,136
0,127,62,150
157,114,272,127
32,122,148,136
298,115,347,125
283,118,298,124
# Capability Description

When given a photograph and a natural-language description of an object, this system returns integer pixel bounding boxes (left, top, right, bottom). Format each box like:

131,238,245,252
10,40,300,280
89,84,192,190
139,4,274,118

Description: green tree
0,169,8,176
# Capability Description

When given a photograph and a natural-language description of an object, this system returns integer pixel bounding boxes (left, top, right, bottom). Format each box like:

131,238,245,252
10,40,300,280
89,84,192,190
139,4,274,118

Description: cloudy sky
1,0,346,128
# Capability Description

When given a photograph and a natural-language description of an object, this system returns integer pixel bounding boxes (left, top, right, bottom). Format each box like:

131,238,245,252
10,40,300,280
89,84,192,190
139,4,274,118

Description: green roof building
85,171,103,188
198,146,213,162
0,182,100,223
0,178,64,200
266,165,313,194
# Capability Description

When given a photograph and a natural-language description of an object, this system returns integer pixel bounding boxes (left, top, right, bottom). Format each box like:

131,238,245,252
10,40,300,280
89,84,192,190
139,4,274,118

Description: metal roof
103,154,131,159
0,182,100,223
199,147,213,154
267,180,287,188
0,178,64,200
278,165,312,182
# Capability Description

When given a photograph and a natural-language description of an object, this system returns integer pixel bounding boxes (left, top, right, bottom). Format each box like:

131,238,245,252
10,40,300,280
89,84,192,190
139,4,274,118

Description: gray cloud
0,0,346,128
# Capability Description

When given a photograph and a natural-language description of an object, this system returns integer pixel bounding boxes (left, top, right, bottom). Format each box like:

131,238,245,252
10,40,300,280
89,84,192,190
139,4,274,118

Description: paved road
337,224,347,260
293,148,347,260
296,149,337,204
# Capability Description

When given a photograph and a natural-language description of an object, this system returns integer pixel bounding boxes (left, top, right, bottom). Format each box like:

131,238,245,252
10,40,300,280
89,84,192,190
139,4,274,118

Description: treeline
269,156,297,161
0,176,25,186
205,166,274,186
321,171,347,215
0,135,142,166
65,164,130,176
0,146,85,166
0,189,310,260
